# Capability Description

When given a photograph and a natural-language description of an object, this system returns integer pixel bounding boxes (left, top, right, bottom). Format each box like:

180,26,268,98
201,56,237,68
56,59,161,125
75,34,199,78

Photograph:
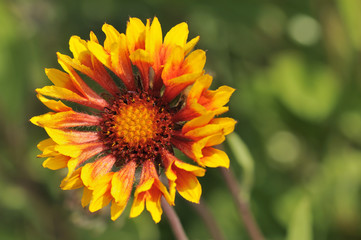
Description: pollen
100,91,174,166
114,103,157,146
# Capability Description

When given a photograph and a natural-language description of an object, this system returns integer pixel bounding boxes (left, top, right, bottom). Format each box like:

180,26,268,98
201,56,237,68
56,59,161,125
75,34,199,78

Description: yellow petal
161,46,184,81
81,187,93,207
36,86,87,103
102,23,121,51
145,190,162,223
182,112,215,134
187,74,213,101
60,168,83,190
126,17,146,53
81,155,116,188
111,161,136,205
30,111,100,129
129,193,146,218
129,48,153,65
42,155,69,170
146,17,162,56
44,127,99,145
89,173,113,212
207,86,235,108
37,138,56,151
184,36,200,55
111,200,127,221
87,41,112,69
69,35,89,62
36,94,72,112
200,148,230,168
174,160,206,177
175,169,202,203
183,49,206,74
45,68,76,91
184,118,237,139
164,22,189,48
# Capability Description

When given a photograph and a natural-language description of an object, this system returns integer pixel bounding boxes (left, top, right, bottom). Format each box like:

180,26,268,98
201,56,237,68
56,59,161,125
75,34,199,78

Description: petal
184,36,200,55
126,17,146,53
60,168,83,190
111,161,136,213
111,200,126,221
184,118,237,139
36,94,72,112
183,49,206,75
163,150,205,203
30,111,101,129
102,23,121,52
54,141,103,158
130,161,172,222
173,167,202,203
57,57,108,109
199,148,230,168
145,188,163,223
61,39,120,96
36,86,104,110
37,138,56,152
129,192,146,219
81,187,93,207
146,17,162,57
109,35,136,90
129,49,153,90
45,68,79,93
181,112,215,134
42,155,70,170
69,35,90,64
89,173,114,212
162,72,203,103
87,41,112,69
164,22,188,48
81,154,116,188
161,46,185,81
44,127,99,145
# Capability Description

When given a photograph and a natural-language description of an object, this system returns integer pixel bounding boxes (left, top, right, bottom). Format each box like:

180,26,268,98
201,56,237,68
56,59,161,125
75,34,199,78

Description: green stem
220,168,265,240
161,197,189,240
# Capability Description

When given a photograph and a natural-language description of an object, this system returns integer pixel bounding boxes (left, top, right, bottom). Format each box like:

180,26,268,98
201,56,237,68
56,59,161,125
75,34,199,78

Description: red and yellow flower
31,17,235,223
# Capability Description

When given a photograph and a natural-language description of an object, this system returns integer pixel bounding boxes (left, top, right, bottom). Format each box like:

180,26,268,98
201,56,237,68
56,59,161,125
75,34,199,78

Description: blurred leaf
286,197,313,240
226,132,254,199
336,0,361,51
270,52,340,122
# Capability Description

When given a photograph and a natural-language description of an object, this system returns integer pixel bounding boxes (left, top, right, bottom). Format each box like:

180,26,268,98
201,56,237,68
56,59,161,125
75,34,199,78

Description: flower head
31,17,236,223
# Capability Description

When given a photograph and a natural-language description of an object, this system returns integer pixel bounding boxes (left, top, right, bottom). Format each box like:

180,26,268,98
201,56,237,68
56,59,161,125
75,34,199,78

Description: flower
31,17,236,223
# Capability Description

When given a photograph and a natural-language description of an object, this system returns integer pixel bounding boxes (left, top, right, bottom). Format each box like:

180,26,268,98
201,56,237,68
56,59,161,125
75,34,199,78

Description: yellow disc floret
114,103,157,146
100,91,174,166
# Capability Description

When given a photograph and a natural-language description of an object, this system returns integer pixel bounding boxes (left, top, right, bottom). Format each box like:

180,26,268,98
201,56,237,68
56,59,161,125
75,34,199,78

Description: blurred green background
1,0,361,239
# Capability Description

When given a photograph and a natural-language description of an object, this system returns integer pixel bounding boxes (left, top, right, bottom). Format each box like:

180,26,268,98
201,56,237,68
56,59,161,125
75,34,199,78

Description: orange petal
30,111,100,129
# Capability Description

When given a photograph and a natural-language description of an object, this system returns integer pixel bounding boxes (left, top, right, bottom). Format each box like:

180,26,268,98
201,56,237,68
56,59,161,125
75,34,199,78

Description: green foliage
1,0,360,239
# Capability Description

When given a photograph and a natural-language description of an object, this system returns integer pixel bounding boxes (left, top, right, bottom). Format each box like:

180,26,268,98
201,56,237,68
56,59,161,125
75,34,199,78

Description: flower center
99,92,174,166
